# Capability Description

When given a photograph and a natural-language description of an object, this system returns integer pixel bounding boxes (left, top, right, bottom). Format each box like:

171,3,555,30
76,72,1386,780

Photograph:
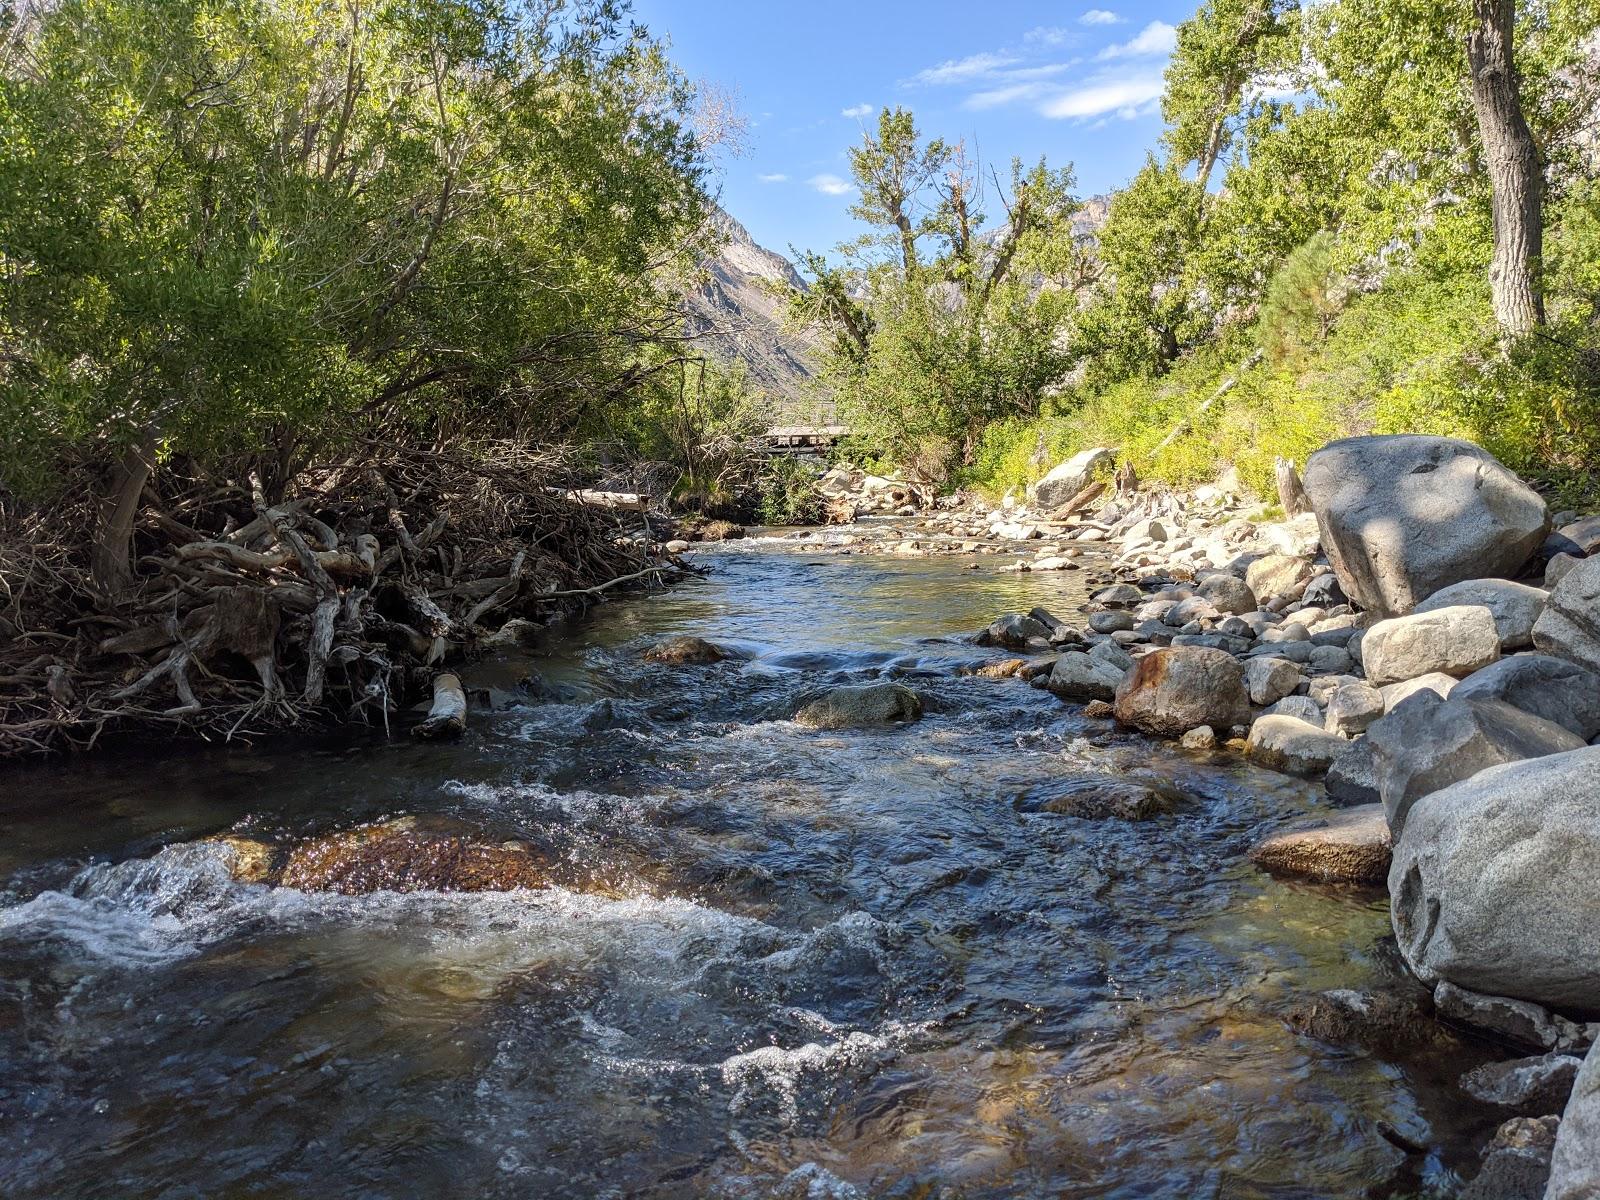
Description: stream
0,533,1498,1198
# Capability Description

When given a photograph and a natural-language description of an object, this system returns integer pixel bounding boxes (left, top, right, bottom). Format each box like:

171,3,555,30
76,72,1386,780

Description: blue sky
630,1,1199,259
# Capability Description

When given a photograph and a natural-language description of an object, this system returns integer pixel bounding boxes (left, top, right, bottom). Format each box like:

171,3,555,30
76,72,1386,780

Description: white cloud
1098,20,1177,59
809,173,855,196
908,52,1019,87
1079,8,1123,24
757,173,789,183
1039,71,1165,119
966,82,1048,110
841,103,874,119
1024,25,1074,47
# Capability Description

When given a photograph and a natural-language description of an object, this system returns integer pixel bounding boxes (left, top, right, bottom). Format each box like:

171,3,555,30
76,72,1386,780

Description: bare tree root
0,441,686,759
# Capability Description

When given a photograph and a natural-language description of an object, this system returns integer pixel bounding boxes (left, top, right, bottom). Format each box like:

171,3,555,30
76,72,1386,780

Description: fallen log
546,487,650,512
413,672,466,740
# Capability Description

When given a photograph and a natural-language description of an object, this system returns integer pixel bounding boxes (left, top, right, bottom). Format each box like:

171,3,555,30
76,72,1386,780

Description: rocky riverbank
705,434,1600,1198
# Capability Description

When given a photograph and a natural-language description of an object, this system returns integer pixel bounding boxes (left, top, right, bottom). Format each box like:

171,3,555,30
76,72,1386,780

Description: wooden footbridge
757,425,850,456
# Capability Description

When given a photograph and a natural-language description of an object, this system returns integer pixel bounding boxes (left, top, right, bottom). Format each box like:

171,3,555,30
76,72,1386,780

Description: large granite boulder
1453,654,1600,741
1302,436,1549,618
1360,606,1501,687
1367,693,1585,836
1415,579,1548,650
1033,447,1114,509
1113,646,1250,738
1388,746,1600,1013
794,683,922,730
1196,573,1257,615
1242,656,1303,706
1533,555,1600,674
1547,1045,1600,1200
980,613,1052,650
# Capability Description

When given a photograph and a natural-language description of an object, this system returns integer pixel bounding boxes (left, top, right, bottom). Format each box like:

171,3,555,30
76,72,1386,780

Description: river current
0,535,1497,1198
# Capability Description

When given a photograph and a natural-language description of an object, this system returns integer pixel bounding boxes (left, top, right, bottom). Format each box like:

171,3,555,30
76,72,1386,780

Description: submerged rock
1389,747,1600,1013
793,682,923,730
644,635,730,665
1249,803,1391,884
1302,435,1549,617
1036,775,1183,821
212,818,557,895
1113,646,1250,739
1284,986,1440,1054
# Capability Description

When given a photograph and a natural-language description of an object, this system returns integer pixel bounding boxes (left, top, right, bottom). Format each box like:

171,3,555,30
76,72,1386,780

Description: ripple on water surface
0,541,1493,1198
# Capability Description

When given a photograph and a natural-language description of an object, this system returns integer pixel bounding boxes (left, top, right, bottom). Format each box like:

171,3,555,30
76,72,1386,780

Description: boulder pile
967,433,1600,1192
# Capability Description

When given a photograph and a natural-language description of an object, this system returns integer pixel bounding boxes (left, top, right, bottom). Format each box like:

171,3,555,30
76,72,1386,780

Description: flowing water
0,534,1497,1199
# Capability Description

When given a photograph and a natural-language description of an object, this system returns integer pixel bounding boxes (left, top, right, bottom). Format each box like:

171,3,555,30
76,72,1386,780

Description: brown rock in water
1285,986,1442,1054
208,834,283,884
1113,646,1250,738
279,820,554,895
699,520,746,542
1039,776,1182,821
964,658,1027,678
1250,804,1392,884
644,635,729,665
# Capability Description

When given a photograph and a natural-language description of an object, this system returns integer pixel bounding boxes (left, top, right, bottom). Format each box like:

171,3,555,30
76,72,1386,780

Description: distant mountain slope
686,210,823,417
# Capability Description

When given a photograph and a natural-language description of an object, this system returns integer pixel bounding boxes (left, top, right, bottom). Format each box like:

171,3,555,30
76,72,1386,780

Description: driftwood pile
0,442,680,758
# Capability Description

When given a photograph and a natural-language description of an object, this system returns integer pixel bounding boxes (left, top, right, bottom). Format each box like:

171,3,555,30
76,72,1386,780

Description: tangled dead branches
0,441,683,759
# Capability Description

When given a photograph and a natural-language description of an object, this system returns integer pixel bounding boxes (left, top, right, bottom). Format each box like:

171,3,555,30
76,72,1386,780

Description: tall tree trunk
91,440,155,594
1467,0,1545,338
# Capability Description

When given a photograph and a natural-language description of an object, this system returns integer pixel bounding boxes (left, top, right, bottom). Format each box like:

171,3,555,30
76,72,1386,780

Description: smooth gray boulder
1389,747,1600,1013
1245,554,1314,603
1246,715,1348,777
1113,646,1251,738
1326,737,1380,805
981,613,1051,650
1380,672,1459,711
1453,655,1600,741
1303,435,1549,618
1533,555,1600,674
1415,579,1548,650
1034,447,1114,509
1547,1045,1600,1200
1325,682,1385,735
1243,656,1302,706
794,683,922,730
1265,695,1323,726
1196,573,1257,615
1560,515,1600,554
1368,693,1585,835
1046,652,1126,702
1361,605,1501,687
